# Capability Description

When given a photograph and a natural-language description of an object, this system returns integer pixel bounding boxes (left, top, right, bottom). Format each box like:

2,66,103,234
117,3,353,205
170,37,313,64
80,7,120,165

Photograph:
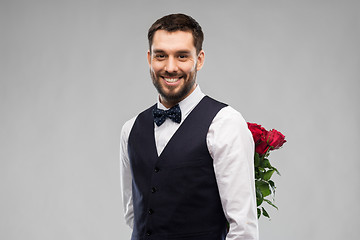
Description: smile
163,77,182,83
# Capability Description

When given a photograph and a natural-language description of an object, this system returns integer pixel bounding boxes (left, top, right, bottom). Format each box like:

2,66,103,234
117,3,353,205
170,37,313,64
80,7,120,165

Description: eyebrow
176,50,191,55
153,49,165,53
152,49,192,55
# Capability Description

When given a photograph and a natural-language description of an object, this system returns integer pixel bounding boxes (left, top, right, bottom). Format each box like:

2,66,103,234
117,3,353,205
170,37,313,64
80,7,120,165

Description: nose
164,56,178,73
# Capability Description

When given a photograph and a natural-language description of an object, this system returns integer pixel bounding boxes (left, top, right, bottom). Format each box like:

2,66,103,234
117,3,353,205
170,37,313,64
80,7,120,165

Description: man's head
148,13,204,55
147,14,205,108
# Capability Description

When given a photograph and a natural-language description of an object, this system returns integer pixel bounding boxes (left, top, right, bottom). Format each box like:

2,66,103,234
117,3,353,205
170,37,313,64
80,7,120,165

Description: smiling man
148,29,203,108
120,13,259,240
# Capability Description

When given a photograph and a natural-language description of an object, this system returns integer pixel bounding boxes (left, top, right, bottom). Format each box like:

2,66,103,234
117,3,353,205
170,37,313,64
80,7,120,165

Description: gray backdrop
1,0,359,239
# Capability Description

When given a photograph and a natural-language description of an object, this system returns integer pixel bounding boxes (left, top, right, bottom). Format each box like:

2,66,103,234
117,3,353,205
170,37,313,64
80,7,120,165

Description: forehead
151,30,195,53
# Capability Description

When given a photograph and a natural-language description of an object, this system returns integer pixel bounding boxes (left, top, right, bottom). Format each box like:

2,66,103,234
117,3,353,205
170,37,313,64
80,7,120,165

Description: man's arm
120,118,136,228
207,106,259,240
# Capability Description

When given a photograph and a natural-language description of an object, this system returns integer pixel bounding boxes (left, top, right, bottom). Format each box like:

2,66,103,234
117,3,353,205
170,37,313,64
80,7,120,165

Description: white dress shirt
120,86,259,240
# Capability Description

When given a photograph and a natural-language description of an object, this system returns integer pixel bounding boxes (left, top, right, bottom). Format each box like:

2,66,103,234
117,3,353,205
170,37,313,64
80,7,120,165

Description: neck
160,84,197,108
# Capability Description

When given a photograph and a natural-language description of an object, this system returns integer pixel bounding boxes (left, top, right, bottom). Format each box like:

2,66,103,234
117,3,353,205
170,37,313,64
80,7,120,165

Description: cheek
150,64,161,75
179,62,196,74
150,62,164,73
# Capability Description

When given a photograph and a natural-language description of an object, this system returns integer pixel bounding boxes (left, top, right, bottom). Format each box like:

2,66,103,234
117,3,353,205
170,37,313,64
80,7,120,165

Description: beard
150,68,197,105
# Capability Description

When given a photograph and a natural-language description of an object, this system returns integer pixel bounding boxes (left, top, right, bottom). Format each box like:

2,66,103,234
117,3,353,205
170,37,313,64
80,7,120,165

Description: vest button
146,230,152,236
148,209,154,215
154,167,160,173
151,187,157,193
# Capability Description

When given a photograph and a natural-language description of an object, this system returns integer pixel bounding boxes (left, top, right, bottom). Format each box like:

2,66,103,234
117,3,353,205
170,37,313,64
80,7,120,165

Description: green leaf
258,170,264,179
262,207,270,218
257,208,261,219
262,158,272,168
254,153,260,167
272,166,281,176
263,170,275,181
268,180,276,193
256,188,263,206
264,199,278,210
254,168,260,179
256,180,271,197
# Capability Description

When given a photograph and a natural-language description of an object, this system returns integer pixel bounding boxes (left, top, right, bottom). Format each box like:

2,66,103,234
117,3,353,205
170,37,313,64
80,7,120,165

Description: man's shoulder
203,95,227,108
121,103,157,136
213,104,248,127
120,116,137,142
198,95,247,126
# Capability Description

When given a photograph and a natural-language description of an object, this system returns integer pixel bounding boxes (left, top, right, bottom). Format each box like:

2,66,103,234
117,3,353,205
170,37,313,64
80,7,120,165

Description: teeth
164,77,180,83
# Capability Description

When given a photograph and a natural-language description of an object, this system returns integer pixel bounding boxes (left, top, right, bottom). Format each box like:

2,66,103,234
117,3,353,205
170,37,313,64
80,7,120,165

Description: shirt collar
157,85,205,120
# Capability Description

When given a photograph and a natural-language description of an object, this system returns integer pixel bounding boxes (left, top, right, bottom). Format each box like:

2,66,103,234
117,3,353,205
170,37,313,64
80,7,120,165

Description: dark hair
148,13,204,54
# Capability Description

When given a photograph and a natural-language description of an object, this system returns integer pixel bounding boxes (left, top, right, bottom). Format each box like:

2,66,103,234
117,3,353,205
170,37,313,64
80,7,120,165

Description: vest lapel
157,96,212,160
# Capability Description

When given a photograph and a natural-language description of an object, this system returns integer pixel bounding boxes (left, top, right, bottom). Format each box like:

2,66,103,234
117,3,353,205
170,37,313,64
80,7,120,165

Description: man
120,13,258,240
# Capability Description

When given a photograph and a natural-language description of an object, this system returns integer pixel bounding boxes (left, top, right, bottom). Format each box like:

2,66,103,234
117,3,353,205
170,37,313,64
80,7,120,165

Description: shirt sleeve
120,117,137,228
207,106,259,240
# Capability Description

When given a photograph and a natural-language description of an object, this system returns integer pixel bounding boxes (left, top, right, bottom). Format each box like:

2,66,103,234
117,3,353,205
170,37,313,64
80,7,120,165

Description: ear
147,50,151,67
196,50,205,71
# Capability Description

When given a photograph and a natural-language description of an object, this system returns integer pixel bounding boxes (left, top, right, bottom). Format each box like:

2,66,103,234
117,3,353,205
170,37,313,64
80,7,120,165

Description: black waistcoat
128,96,228,240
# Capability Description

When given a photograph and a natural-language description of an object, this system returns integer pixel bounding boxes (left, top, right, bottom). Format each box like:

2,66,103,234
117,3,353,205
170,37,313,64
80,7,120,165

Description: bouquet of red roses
247,122,286,219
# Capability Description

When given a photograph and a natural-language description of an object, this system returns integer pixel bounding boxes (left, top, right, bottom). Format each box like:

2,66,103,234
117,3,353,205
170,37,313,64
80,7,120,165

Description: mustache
161,71,184,78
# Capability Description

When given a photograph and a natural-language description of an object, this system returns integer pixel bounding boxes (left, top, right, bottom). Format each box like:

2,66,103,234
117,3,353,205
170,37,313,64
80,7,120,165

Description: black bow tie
152,104,182,126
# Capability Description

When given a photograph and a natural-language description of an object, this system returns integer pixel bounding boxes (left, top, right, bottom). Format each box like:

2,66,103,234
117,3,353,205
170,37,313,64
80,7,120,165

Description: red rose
266,129,286,150
247,122,270,155
247,123,267,144
255,141,270,156
248,122,286,156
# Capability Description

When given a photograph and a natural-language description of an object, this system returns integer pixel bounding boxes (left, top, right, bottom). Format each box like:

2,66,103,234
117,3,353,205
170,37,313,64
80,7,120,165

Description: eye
178,55,188,60
154,54,166,60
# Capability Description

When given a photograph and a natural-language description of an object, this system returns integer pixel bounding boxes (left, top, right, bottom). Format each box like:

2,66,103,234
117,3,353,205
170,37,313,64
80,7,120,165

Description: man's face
148,30,204,108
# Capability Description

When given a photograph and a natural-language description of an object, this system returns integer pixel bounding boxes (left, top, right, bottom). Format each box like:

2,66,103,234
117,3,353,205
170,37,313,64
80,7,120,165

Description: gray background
1,0,359,239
